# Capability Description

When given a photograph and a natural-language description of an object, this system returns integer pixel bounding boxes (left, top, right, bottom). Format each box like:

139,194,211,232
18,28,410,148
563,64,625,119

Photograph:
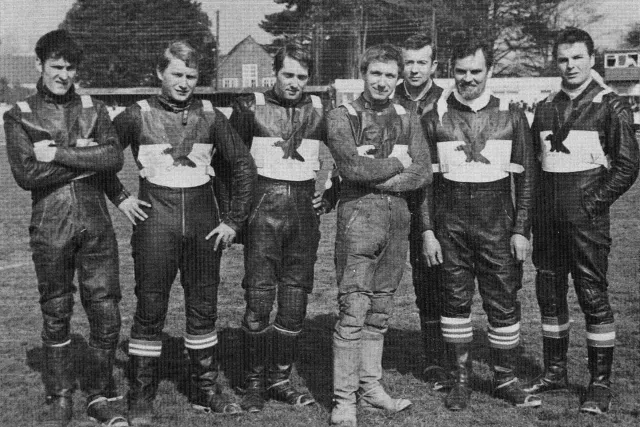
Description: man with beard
327,44,432,427
4,30,128,426
110,40,255,425
421,38,539,411
394,34,448,387
525,27,638,414
229,44,338,413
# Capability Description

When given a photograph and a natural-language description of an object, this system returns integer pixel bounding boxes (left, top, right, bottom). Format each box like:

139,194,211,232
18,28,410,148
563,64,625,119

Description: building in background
216,36,275,90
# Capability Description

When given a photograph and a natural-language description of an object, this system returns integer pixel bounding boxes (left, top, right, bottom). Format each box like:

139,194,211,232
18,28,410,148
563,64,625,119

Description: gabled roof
217,35,272,69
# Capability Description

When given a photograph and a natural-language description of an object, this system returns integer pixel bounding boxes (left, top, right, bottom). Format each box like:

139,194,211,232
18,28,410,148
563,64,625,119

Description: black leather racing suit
421,92,535,350
531,80,639,347
4,82,124,350
111,96,255,357
229,90,337,336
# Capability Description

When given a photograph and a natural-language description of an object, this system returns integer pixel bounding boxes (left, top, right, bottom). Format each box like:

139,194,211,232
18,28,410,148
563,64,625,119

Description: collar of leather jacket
36,78,77,105
157,93,194,112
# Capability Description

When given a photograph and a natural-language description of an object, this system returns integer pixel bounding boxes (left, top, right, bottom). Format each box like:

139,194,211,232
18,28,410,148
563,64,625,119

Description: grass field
0,128,638,427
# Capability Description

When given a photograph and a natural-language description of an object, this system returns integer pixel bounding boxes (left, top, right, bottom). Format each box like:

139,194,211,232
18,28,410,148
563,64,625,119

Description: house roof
217,35,272,69
0,55,40,85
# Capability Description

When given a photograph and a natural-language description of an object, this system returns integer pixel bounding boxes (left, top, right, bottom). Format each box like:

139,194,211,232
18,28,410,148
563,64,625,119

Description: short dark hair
157,40,199,72
402,34,437,61
359,44,403,76
35,30,82,65
553,27,594,58
273,44,313,75
451,38,493,70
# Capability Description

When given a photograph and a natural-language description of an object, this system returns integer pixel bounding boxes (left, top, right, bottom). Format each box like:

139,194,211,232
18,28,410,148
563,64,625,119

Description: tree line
55,0,639,87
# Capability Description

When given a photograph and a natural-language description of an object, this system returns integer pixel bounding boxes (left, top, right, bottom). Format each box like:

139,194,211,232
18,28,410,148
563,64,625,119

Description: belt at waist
341,183,405,200
256,175,315,188
139,177,213,193
439,176,511,193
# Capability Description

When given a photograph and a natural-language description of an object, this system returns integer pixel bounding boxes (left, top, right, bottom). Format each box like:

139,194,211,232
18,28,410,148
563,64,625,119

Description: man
394,34,448,385
229,44,338,413
110,41,255,425
526,27,638,414
421,39,539,411
4,30,128,427
327,44,432,427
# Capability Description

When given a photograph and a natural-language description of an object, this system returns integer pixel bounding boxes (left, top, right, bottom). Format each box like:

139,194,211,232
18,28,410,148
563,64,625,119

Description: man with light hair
327,43,432,426
111,40,255,424
525,27,638,414
422,37,538,411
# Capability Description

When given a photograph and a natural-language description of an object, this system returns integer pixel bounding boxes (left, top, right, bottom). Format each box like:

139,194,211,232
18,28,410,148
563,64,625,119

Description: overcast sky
0,0,638,56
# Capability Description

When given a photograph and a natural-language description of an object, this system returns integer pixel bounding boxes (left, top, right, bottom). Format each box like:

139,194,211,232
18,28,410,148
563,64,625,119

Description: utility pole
214,10,220,90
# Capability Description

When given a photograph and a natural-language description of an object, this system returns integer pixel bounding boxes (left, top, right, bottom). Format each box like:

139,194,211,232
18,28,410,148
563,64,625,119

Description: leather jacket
531,80,639,218
421,93,535,238
4,82,124,228
112,96,255,233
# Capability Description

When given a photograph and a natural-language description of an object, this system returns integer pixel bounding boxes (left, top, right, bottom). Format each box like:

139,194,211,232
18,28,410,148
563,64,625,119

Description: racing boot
85,346,129,426
331,337,360,427
523,336,569,394
580,346,613,414
41,343,74,427
357,330,411,412
239,330,268,413
267,330,315,406
444,342,472,411
187,345,241,415
492,347,541,408
421,318,453,390
127,355,159,427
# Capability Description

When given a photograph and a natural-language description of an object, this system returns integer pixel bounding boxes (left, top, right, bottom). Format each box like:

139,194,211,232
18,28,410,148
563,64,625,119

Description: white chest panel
137,143,215,187
250,137,320,181
435,139,522,183
539,130,607,173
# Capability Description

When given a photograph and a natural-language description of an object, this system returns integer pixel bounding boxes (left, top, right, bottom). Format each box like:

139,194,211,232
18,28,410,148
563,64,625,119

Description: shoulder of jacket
392,103,407,115
340,102,357,116
136,99,151,111
79,95,94,108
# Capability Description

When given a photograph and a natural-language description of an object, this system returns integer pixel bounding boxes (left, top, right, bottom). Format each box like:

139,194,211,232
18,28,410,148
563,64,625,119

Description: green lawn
0,129,638,427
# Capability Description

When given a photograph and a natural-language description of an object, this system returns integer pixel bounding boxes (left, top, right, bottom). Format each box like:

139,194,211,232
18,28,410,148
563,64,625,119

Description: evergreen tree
61,0,216,87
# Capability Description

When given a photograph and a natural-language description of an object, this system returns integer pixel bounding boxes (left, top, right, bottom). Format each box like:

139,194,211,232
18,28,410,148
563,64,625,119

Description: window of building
242,64,258,87
221,78,239,88
261,77,276,87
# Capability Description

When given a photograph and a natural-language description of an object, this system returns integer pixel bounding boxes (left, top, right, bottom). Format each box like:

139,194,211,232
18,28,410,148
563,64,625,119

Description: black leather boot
444,342,472,411
85,347,128,426
41,344,74,427
127,355,159,427
239,331,268,413
523,336,569,394
267,331,315,406
492,347,541,408
188,346,241,415
421,318,452,389
580,346,613,414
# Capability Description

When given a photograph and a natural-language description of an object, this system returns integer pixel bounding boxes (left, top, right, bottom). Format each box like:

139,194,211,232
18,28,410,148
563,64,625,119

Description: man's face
274,56,309,101
38,57,76,95
402,45,437,88
556,42,594,89
454,49,490,101
157,58,198,102
363,60,399,102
